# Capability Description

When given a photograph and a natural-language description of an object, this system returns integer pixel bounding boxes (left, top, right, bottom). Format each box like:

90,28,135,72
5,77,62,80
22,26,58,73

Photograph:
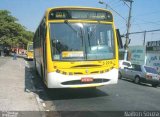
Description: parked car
118,60,132,79
119,60,132,69
119,64,160,87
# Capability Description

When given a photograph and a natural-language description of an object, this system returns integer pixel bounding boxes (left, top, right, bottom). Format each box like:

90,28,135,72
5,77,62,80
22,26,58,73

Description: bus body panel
27,42,33,59
26,51,33,59
34,6,119,88
47,68,118,88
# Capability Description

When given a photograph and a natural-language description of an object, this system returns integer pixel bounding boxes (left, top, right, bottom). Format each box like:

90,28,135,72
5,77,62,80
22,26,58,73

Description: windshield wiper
64,20,78,34
64,20,84,45
64,20,87,60
87,25,98,50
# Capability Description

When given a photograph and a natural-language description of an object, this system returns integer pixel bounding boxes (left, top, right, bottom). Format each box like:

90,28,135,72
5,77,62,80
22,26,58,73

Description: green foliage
0,10,34,48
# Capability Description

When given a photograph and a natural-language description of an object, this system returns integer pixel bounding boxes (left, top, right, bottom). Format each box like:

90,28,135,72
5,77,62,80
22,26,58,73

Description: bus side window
116,29,123,49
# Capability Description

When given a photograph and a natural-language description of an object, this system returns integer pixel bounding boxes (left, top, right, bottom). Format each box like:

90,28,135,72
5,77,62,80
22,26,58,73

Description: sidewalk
0,57,40,111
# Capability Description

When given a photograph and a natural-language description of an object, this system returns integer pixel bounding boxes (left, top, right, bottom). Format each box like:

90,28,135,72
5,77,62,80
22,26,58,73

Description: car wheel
134,76,140,84
152,84,158,88
118,72,122,79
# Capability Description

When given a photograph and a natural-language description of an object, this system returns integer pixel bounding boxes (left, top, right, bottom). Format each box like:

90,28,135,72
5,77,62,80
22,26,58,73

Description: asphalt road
0,57,160,116
26,60,160,112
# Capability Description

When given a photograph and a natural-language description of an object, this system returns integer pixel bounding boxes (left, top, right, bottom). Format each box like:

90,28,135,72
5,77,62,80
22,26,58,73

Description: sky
0,0,160,46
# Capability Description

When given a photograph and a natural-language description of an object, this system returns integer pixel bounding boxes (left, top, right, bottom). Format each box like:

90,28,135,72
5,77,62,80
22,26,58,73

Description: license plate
81,77,93,82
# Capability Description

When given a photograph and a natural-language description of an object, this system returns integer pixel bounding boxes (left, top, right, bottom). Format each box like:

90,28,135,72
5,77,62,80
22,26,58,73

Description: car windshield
144,66,158,74
50,22,115,61
123,62,131,67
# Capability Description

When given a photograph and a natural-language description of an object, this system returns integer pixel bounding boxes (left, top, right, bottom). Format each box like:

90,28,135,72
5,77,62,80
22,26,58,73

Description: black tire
152,84,158,88
134,76,140,84
118,72,122,79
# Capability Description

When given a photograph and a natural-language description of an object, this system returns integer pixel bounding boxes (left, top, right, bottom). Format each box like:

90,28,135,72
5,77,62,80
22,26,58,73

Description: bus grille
61,79,110,85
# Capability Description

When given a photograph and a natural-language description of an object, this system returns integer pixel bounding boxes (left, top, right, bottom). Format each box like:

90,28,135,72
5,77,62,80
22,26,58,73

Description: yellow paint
26,42,33,59
34,6,119,88
46,7,119,74
26,51,33,59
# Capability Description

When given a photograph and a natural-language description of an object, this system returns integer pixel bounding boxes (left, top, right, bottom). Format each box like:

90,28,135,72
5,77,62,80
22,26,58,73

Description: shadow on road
24,61,35,93
24,60,109,101
119,78,152,87
24,58,33,61
45,87,109,100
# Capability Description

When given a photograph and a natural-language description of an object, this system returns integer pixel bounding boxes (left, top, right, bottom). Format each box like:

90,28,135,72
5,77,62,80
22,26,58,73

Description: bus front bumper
46,68,118,88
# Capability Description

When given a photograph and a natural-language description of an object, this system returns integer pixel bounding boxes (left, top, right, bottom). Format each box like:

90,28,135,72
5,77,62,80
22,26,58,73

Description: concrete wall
146,52,160,73
128,46,146,65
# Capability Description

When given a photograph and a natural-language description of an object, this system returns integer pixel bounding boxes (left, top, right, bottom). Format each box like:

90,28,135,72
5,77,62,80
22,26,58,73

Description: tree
0,10,34,49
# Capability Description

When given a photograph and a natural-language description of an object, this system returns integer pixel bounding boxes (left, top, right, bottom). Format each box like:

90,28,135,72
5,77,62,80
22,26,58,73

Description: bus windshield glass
28,44,33,51
50,23,115,61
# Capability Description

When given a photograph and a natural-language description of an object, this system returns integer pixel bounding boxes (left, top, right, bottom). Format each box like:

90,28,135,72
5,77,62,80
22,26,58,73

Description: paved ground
27,61,160,112
0,57,160,117
0,57,41,111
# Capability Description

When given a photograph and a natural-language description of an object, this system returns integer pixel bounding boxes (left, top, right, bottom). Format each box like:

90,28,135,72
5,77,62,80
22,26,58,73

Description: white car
119,60,132,79
119,60,132,69
119,64,160,87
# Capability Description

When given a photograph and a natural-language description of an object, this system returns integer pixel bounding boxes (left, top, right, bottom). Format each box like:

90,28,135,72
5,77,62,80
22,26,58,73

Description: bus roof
46,6,112,13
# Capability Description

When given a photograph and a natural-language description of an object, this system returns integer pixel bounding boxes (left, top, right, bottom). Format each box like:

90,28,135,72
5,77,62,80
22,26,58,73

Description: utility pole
127,29,160,46
143,31,146,46
123,0,133,60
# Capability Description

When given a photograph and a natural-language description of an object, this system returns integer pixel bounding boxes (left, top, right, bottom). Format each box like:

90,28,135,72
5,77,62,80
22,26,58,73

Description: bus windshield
28,44,33,51
50,23,115,61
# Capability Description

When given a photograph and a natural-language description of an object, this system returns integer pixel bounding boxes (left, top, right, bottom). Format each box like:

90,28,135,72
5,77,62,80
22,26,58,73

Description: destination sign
49,10,113,21
147,41,160,47
146,41,160,51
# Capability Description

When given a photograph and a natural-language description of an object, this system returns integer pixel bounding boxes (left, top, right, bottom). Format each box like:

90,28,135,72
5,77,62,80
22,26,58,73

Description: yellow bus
33,6,119,88
26,42,33,59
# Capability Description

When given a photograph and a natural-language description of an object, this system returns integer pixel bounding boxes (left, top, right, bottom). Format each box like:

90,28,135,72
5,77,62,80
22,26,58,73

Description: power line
122,29,160,37
98,0,127,22
121,0,130,8
107,3,127,22
128,29,160,46
129,29,160,35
